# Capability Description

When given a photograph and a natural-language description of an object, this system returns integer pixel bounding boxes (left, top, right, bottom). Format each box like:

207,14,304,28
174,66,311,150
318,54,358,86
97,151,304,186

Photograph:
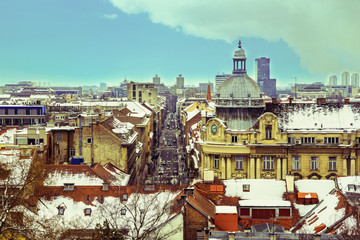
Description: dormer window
102,183,109,191
84,208,92,216
122,193,128,201
64,183,74,191
265,125,272,139
121,208,126,215
243,184,250,192
57,206,65,215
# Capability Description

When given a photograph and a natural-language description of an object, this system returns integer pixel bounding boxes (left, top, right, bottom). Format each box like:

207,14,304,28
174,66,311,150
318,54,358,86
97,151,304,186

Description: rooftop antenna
295,77,297,99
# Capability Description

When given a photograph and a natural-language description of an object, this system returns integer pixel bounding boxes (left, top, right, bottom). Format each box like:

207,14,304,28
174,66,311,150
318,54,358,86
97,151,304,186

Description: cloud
109,0,360,75
104,13,118,19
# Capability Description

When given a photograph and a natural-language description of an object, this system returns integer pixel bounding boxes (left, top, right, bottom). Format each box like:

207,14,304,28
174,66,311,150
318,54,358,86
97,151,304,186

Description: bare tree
0,149,43,239
97,187,182,240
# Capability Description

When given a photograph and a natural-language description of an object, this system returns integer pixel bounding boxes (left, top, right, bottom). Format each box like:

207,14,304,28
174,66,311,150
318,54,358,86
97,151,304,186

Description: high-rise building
215,74,231,93
176,74,184,89
152,74,161,84
341,72,350,86
255,57,276,97
351,73,359,87
328,75,337,86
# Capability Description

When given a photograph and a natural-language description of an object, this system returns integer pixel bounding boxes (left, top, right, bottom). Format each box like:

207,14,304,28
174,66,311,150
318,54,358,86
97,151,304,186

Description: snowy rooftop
0,128,18,145
224,179,286,201
44,165,105,186
215,206,237,214
26,190,180,238
0,149,32,186
295,180,334,200
186,108,200,121
278,104,360,131
336,176,360,194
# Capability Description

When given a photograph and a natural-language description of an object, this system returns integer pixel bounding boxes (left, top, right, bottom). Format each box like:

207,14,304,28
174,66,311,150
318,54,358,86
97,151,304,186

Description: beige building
127,82,158,108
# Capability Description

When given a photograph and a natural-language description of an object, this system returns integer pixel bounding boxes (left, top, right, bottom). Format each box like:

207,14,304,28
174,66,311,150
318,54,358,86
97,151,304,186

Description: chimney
288,97,293,105
206,84,212,101
271,98,277,104
184,187,194,197
344,98,350,104
316,98,326,106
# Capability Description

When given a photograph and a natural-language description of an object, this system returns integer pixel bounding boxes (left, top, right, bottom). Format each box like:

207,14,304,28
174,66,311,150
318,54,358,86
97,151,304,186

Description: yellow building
193,41,359,181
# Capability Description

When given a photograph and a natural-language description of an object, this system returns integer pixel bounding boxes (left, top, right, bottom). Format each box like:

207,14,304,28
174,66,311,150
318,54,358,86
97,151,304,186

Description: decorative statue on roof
238,40,242,49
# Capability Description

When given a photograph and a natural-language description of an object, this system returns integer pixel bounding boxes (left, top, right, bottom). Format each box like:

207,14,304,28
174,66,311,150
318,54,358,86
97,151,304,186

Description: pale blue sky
0,0,358,88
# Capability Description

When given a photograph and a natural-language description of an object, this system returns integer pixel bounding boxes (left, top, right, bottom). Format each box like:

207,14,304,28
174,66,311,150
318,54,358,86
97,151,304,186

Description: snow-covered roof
295,180,335,200
336,176,360,194
224,179,286,201
294,190,354,234
186,108,200,121
238,199,291,207
44,166,105,186
0,128,17,145
278,104,360,131
215,206,237,214
0,149,32,186
26,190,180,238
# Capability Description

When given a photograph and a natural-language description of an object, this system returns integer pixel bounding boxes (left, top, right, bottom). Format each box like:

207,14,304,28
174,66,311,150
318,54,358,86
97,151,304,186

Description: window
279,208,291,217
292,156,300,170
301,137,315,144
57,207,65,215
213,155,219,169
324,137,339,144
57,148,61,155
87,138,92,144
121,209,126,215
64,183,75,191
70,148,75,157
243,184,250,192
14,109,18,115
56,133,63,142
288,137,295,144
329,157,337,171
4,108,8,115
240,208,250,216
265,125,272,139
263,156,274,170
102,183,109,191
252,209,276,219
310,157,318,170
99,195,104,203
84,208,92,216
26,109,30,115
235,156,243,170
231,136,238,143
122,193,128,201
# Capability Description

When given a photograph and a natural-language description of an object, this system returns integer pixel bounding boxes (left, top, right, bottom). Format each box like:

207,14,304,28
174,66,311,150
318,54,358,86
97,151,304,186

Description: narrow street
147,111,188,185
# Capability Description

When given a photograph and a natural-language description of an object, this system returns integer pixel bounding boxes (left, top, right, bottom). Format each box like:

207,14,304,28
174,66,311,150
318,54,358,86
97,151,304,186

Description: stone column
227,157,232,179
351,158,356,176
221,156,226,179
343,158,348,176
276,158,282,180
249,157,255,179
282,157,288,180
256,157,261,179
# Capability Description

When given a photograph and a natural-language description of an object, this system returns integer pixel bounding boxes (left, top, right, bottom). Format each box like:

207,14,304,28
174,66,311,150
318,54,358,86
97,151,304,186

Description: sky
0,0,359,89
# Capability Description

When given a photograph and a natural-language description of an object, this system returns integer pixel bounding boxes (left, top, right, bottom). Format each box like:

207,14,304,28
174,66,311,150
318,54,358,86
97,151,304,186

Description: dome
234,48,246,59
219,74,261,98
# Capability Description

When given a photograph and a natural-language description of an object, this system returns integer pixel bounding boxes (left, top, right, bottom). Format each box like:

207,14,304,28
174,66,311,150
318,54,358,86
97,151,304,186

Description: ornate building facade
196,42,360,181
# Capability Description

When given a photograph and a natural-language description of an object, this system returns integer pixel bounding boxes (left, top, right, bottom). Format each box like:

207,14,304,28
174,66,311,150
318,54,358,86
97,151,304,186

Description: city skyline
0,0,359,88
